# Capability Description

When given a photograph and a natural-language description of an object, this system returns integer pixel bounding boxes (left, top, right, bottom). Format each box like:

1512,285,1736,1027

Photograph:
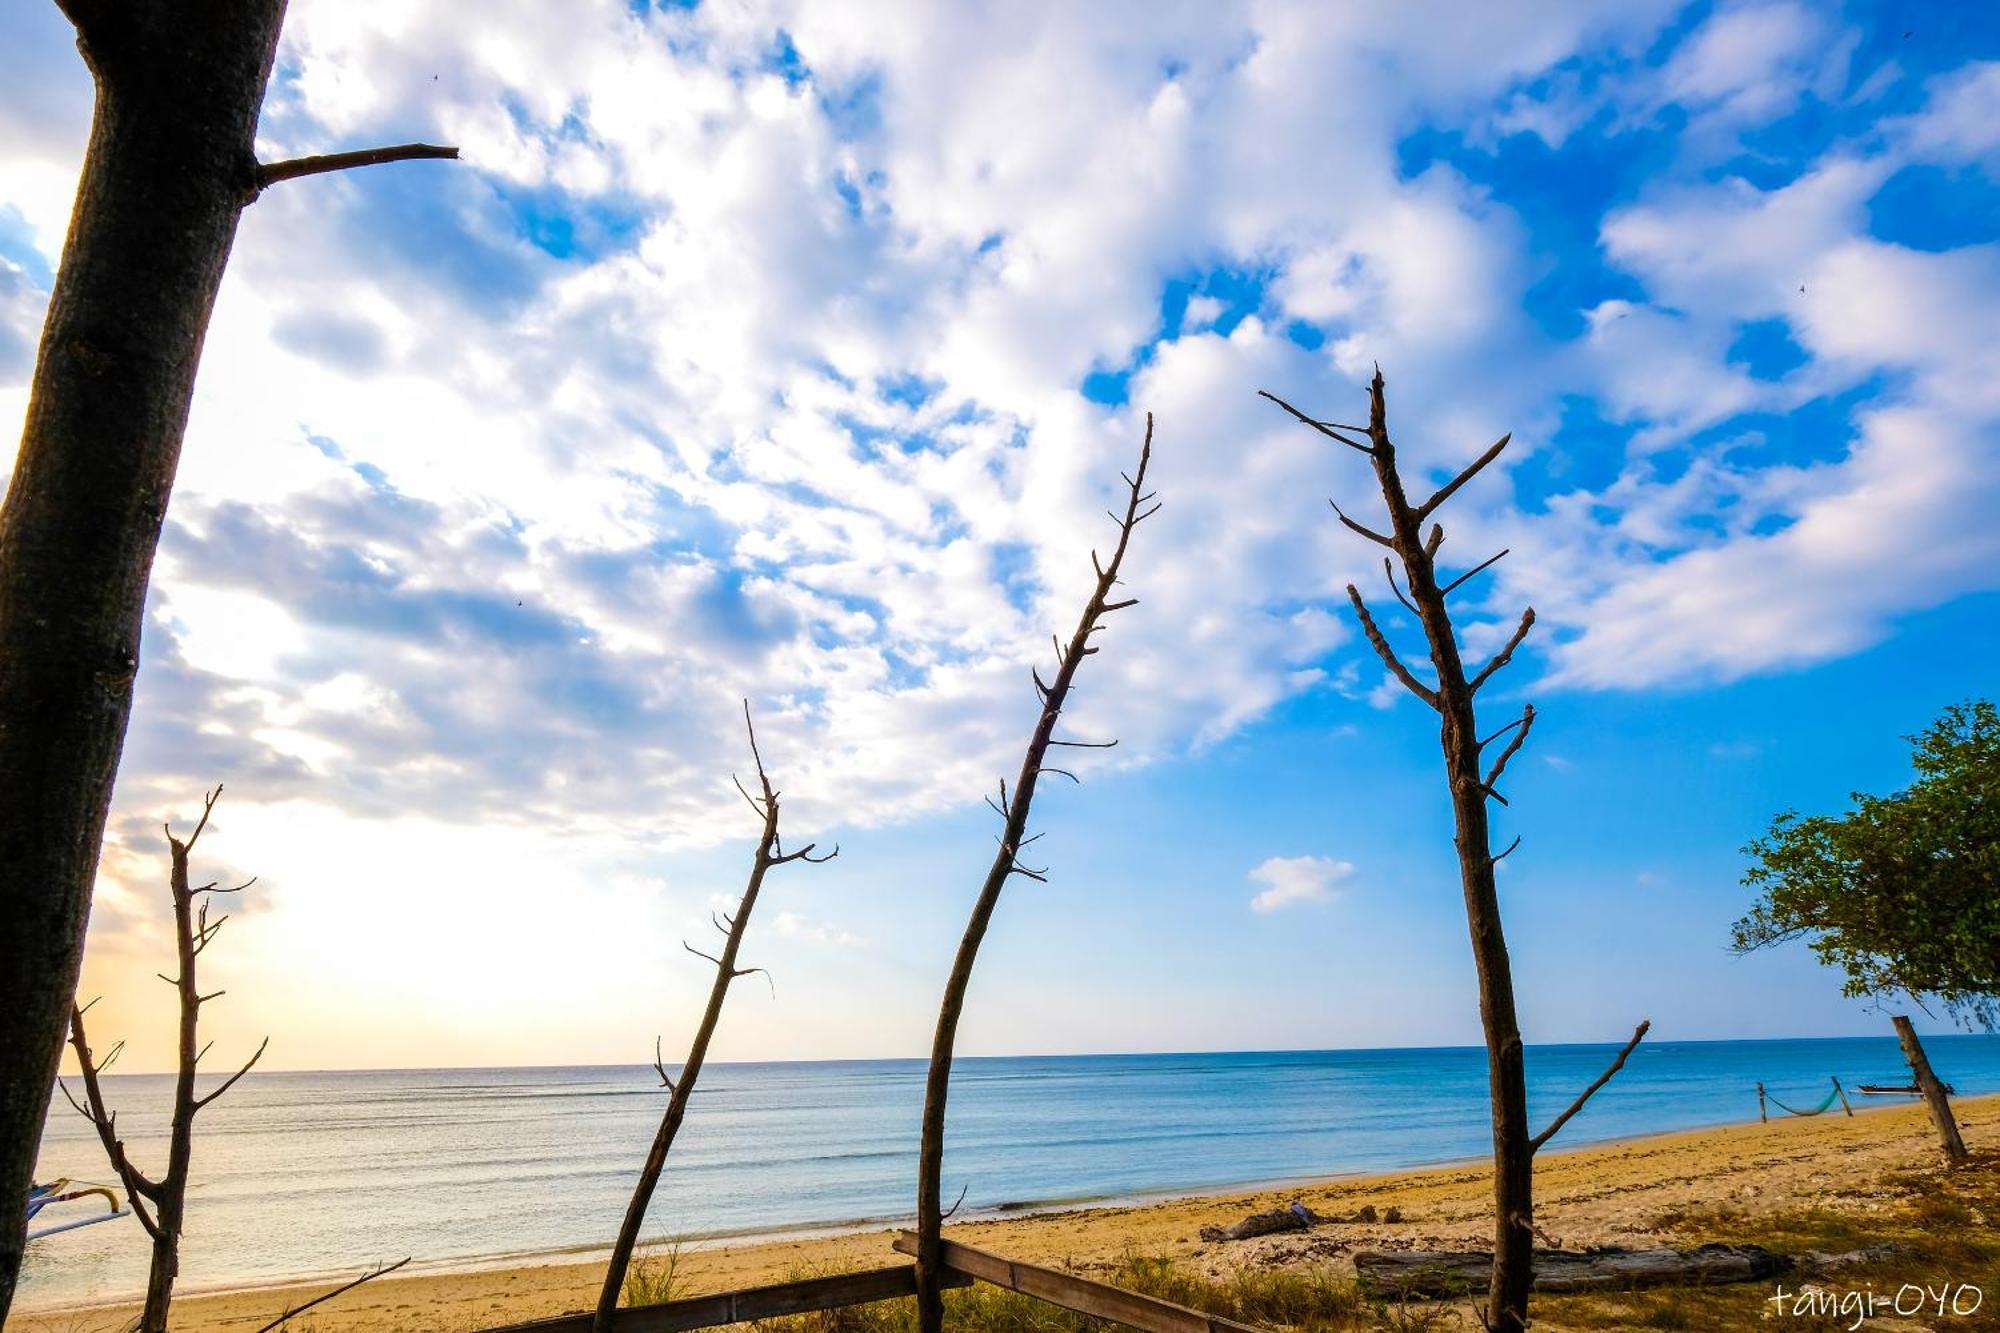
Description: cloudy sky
5,1,1996,1073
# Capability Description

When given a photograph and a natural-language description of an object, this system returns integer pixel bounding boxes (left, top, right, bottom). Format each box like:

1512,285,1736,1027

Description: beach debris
1200,1200,1320,1242
1353,1244,1791,1299
1799,1243,1907,1272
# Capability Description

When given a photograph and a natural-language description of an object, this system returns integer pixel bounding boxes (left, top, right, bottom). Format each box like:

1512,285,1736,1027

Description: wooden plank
893,1232,1269,1333
483,1262,963,1333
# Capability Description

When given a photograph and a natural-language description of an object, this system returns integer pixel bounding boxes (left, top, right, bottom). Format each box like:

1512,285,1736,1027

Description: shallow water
23,1035,2000,1308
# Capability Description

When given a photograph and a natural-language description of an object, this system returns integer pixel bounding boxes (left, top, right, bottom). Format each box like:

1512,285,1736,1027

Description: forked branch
1482,705,1537,798
1258,390,1374,454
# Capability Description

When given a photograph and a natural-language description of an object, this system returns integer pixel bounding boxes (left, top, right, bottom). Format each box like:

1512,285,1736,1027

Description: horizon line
78,1029,1998,1079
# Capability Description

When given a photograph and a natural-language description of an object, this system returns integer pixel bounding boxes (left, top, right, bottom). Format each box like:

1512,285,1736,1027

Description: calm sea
22,1036,2000,1309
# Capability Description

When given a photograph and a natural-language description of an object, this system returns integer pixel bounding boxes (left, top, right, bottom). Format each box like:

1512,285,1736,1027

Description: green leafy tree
1734,699,1999,1029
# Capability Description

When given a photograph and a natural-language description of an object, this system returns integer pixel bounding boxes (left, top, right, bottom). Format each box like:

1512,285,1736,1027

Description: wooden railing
481,1235,1272,1333
891,1233,1266,1333
487,1263,965,1333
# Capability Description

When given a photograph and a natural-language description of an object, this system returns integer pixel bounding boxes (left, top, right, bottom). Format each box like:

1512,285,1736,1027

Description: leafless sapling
913,420,1160,1333
593,705,836,1332
1262,372,1646,1333
61,786,268,1333
0,8,453,1311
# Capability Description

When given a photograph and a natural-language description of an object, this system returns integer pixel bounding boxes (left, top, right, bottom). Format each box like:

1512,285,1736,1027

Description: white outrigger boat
26,1178,126,1241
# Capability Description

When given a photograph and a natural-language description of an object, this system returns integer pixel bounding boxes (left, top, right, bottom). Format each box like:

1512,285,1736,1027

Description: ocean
21,1035,2000,1310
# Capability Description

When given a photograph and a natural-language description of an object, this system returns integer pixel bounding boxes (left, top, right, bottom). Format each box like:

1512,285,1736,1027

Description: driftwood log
1354,1245,1790,1300
1199,1203,1319,1243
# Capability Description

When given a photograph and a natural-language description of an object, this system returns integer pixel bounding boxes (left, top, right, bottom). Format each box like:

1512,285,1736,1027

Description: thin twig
255,1256,412,1332
1259,390,1375,454
1482,705,1536,794
1442,549,1510,598
1530,1021,1652,1152
1469,608,1536,693
1415,434,1512,520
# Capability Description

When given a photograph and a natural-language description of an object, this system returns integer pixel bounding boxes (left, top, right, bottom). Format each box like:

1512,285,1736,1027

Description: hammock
26,1178,125,1242
1766,1086,1841,1117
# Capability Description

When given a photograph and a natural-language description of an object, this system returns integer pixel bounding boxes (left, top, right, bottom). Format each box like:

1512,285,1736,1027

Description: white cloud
1658,2,1831,123
773,910,863,948
1248,855,1353,913
0,0,1989,861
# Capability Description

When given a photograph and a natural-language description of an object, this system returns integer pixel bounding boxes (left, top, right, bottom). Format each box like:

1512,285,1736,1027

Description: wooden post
1892,1016,1968,1163
1832,1076,1852,1117
1756,1082,1767,1123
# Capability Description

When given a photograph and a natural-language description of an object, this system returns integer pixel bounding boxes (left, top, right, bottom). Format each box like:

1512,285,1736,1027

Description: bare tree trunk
1263,371,1645,1333
0,10,283,1312
593,707,833,1332
63,788,266,1333
914,423,1159,1333
0,6,449,1315
1892,1015,1968,1164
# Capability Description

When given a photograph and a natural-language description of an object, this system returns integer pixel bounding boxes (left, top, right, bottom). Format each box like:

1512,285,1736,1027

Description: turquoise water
22,1036,2000,1308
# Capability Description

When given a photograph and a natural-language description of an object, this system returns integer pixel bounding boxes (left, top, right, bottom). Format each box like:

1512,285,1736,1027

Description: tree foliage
1734,700,2000,1029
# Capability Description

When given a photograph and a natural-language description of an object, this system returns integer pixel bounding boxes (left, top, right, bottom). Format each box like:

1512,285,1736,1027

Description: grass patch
754,1254,1424,1333
625,1236,693,1308
1533,1150,2000,1331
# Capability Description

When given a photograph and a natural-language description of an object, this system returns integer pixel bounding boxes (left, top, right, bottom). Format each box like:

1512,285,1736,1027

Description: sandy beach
14,1094,1993,1332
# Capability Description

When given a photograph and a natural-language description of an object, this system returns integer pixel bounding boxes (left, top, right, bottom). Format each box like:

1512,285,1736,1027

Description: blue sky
2,0,1996,1070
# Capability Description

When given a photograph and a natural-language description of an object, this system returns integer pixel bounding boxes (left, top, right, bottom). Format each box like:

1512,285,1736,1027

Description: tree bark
1354,397,1536,1333
0,6,287,1317
914,424,1157,1333
1892,1015,1968,1164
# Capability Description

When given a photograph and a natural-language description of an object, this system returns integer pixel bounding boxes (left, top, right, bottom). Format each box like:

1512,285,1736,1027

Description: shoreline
16,1095,1822,1313
16,1093,1992,1331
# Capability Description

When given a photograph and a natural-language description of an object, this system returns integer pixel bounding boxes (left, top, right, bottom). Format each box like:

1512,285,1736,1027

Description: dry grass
1532,1148,2000,1331
764,1152,2000,1333
755,1254,1401,1333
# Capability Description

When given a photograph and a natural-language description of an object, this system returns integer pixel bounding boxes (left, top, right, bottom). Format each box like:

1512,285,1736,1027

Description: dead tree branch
1482,705,1537,801
1530,1022,1652,1153
1345,585,1439,709
594,704,834,1332
255,1256,411,1332
64,789,267,1333
251,144,458,197
1415,434,1512,520
915,418,1160,1333
1441,549,1509,598
1470,609,1536,694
